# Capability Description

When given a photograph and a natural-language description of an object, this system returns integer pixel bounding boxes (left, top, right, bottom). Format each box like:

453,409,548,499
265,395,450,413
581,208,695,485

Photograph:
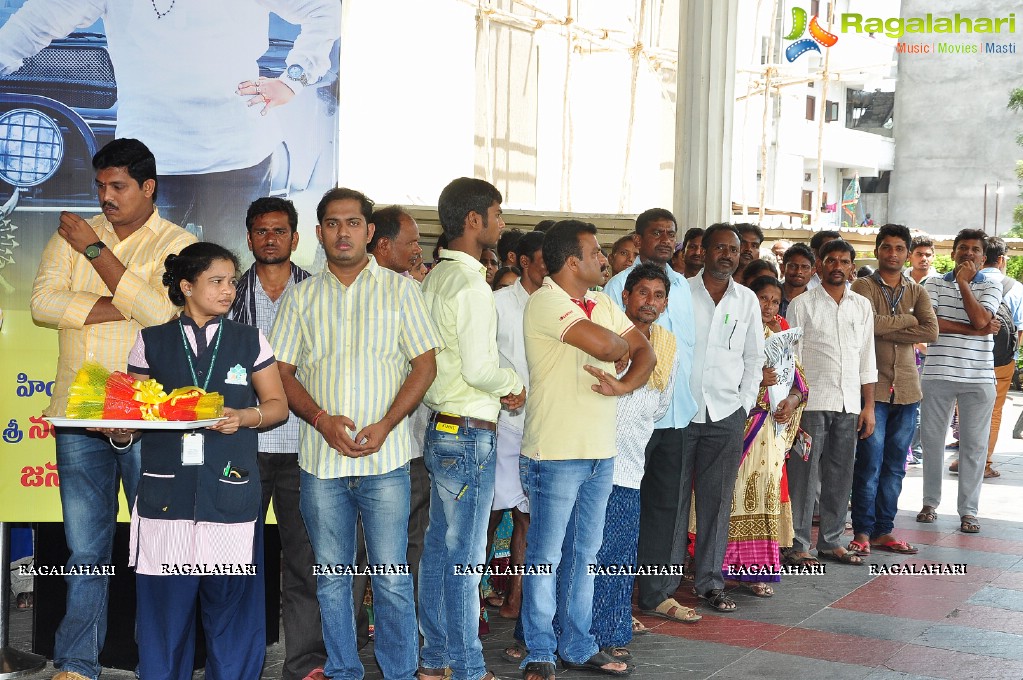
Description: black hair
623,262,671,296
734,222,765,245
368,205,411,253
874,223,912,250
245,196,298,233
819,238,856,262
985,236,1008,266
809,230,841,254
498,228,525,263
682,227,704,249
783,242,815,265
92,138,158,199
749,275,783,297
702,222,740,248
857,265,875,278
543,219,598,275
533,219,556,233
952,228,988,255
437,177,502,240
432,233,448,262
317,187,373,224
742,259,778,282
635,208,676,236
491,265,522,291
517,231,545,262
162,242,240,307
612,233,637,253
910,235,934,252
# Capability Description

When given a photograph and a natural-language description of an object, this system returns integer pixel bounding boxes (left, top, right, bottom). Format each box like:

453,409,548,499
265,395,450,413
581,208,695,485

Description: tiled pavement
9,395,1023,680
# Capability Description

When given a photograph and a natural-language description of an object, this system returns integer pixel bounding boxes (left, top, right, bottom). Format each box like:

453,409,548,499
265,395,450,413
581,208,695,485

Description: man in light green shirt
418,177,525,680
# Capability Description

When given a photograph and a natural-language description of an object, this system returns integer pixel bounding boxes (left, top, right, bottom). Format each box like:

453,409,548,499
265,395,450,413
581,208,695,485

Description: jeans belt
430,411,497,432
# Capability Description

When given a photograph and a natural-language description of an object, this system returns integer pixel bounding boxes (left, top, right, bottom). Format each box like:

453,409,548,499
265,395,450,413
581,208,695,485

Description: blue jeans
851,401,919,538
519,456,614,667
418,425,496,680
53,429,140,680
300,465,416,680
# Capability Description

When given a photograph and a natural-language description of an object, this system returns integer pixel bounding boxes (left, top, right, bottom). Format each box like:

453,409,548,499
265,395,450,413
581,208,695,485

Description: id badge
181,432,205,466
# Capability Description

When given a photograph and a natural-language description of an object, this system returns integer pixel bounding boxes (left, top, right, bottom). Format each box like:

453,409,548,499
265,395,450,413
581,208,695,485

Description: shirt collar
180,313,222,331
542,275,596,302
323,255,381,287
438,248,488,278
98,207,164,240
942,270,987,283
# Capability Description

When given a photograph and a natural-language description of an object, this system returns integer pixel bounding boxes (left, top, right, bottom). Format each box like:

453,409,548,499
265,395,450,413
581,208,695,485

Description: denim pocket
429,437,468,483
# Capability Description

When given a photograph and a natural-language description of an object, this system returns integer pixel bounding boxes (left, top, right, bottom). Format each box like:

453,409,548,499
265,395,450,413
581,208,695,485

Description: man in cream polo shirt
518,220,655,680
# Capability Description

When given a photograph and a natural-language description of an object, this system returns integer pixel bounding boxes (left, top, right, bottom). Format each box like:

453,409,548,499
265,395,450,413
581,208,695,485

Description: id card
181,432,204,466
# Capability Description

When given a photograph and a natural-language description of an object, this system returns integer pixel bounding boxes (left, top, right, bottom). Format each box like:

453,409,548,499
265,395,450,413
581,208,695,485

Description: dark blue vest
135,317,261,524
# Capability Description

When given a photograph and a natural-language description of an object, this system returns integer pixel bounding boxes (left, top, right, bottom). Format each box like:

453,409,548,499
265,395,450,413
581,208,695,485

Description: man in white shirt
683,224,764,613
787,239,877,566
491,230,546,621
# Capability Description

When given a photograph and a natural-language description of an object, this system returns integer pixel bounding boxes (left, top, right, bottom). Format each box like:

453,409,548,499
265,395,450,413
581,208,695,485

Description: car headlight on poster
0,108,64,187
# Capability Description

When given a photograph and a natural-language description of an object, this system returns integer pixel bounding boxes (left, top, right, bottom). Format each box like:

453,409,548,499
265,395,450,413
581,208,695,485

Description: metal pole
995,181,1001,235
0,521,46,678
983,183,988,231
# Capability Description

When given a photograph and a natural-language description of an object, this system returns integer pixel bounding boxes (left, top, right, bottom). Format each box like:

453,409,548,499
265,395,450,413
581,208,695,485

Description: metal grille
0,109,64,187
0,45,116,109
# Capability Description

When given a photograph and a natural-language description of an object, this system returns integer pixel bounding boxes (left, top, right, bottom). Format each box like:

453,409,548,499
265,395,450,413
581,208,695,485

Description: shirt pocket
712,318,749,354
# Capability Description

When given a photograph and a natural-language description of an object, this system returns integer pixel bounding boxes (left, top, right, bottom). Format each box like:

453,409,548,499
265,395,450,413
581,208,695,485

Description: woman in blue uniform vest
119,241,288,679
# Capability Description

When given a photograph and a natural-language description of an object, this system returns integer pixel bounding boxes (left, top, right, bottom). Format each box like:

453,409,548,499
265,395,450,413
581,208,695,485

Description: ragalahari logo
784,7,839,62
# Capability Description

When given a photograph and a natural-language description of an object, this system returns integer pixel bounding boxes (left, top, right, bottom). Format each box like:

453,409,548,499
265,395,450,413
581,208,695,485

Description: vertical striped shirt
30,209,197,416
269,257,442,478
922,273,1001,384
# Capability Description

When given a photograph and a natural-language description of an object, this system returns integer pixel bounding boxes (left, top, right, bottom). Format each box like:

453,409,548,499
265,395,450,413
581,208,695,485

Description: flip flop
502,642,527,664
561,650,634,676
985,466,1001,478
783,553,821,568
601,646,633,661
960,515,981,533
817,550,864,565
641,597,702,623
631,616,649,635
523,661,556,680
916,505,937,523
870,538,918,554
847,539,871,556
747,582,774,598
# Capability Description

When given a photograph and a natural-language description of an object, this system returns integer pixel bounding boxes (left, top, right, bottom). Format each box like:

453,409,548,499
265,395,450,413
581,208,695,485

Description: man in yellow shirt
30,138,195,680
419,177,525,680
519,220,655,680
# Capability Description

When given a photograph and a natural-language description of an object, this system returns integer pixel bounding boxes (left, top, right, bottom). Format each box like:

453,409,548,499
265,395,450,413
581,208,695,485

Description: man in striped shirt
30,138,196,680
917,229,1001,534
271,187,441,680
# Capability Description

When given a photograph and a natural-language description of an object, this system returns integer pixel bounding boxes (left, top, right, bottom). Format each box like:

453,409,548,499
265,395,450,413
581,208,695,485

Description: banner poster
0,1,341,520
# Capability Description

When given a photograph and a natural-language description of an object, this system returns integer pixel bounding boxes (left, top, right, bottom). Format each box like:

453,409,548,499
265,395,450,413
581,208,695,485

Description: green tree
933,253,954,274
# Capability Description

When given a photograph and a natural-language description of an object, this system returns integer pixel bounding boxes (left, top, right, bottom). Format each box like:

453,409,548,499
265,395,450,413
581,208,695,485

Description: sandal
418,666,449,680
15,592,33,610
631,616,649,635
782,553,820,568
561,650,634,676
949,460,959,473
747,582,774,598
847,539,871,556
817,549,864,565
502,642,527,664
601,646,633,661
960,515,981,533
870,538,918,554
985,466,1001,479
697,588,737,612
641,597,702,623
523,662,556,680
916,505,937,523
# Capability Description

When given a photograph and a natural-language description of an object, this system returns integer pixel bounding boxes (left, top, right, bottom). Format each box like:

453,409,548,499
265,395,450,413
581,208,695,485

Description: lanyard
178,319,223,391
876,276,905,315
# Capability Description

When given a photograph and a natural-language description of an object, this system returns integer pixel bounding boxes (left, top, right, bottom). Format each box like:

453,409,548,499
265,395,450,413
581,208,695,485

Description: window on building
825,100,840,122
801,190,814,212
806,95,816,121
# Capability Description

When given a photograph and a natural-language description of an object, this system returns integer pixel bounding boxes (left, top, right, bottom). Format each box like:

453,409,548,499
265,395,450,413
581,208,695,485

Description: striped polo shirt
922,272,1001,384
269,257,442,478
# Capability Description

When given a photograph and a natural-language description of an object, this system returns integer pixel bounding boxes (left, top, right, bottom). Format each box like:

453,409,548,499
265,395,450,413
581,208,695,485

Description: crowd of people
31,138,1010,680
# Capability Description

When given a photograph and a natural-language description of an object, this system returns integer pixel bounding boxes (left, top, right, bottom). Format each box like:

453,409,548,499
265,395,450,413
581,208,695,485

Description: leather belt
429,411,497,432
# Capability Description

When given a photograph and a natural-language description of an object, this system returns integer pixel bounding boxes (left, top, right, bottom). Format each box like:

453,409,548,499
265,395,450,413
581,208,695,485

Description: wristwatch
84,241,106,260
286,64,309,87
